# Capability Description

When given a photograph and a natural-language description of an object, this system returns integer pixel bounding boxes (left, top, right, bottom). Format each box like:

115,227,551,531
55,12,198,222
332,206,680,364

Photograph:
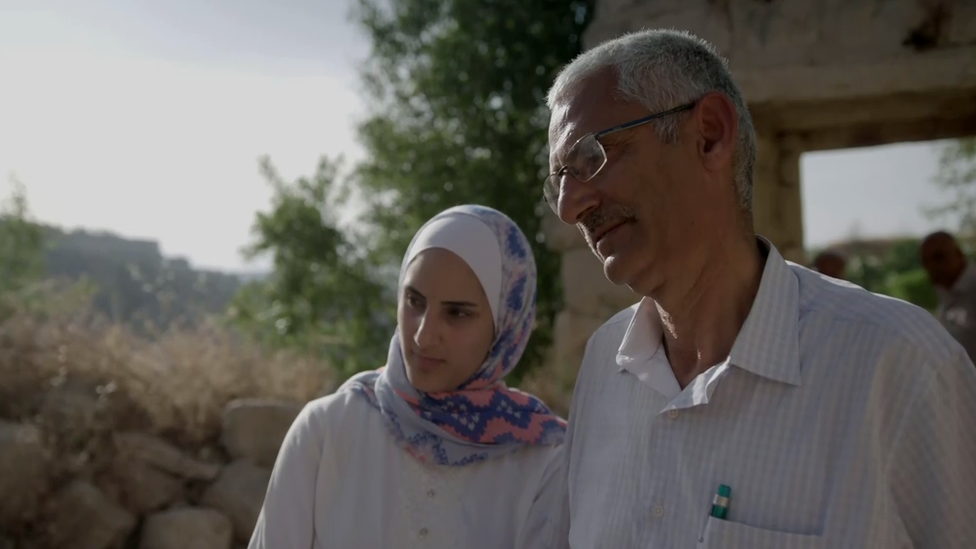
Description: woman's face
398,248,496,393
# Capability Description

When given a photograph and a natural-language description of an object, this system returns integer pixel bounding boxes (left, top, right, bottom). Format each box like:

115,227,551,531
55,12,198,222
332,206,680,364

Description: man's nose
557,175,600,225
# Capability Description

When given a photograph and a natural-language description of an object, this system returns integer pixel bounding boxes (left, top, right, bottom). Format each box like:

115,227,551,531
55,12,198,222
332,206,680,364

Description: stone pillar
752,133,807,264
528,212,639,410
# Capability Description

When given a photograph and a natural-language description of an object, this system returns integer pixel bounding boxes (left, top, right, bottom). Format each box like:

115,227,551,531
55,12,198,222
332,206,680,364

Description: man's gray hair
547,29,757,214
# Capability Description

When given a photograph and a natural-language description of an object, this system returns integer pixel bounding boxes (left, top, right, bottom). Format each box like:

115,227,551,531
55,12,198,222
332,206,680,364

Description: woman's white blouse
248,389,558,549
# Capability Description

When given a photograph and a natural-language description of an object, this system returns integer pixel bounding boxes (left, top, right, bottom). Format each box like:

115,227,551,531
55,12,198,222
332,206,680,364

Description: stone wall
543,0,976,386
0,396,299,549
542,212,639,378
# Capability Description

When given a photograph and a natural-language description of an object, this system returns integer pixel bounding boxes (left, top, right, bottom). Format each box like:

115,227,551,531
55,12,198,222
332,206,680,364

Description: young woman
249,204,567,549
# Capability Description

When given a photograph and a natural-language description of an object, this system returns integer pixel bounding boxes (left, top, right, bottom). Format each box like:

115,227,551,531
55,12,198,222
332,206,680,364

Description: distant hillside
40,226,248,328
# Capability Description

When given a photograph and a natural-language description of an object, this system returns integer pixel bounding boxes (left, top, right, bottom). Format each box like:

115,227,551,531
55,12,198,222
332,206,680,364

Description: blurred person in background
249,204,566,549
812,249,847,280
921,230,976,362
528,28,976,548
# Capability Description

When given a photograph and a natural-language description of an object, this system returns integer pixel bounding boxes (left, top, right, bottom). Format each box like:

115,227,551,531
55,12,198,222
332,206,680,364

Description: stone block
541,208,586,253
115,431,221,481
560,248,640,318
584,0,976,105
45,480,135,549
551,310,615,368
586,2,731,56
201,460,271,543
221,399,302,468
107,458,184,514
139,507,233,549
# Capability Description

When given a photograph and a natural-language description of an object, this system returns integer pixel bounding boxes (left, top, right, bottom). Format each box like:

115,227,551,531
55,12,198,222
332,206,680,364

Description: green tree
928,137,976,234
878,239,938,311
885,269,938,311
0,177,45,294
838,237,939,312
232,1,594,383
229,157,393,378
352,0,595,382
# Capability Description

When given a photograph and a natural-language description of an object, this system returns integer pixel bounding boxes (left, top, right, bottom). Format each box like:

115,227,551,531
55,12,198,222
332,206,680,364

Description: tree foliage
928,137,976,234
229,157,393,379
0,178,90,321
232,1,594,382
0,177,45,295
839,237,938,312
351,0,595,382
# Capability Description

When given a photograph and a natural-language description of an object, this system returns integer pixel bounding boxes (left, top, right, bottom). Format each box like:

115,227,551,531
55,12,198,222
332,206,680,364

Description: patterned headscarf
342,205,566,466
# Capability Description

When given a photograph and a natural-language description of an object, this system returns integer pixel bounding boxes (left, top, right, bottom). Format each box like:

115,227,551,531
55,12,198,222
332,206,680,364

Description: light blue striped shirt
524,239,976,548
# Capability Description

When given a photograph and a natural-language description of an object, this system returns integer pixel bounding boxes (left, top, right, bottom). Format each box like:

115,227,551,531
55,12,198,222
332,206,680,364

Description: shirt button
419,527,429,537
668,409,679,419
427,489,436,497
652,505,665,518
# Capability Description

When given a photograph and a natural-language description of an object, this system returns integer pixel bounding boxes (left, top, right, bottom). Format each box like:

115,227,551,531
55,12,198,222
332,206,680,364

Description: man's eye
565,146,581,164
558,165,579,178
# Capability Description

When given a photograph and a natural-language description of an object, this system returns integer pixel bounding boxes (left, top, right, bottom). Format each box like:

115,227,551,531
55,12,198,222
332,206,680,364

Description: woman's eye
406,295,423,309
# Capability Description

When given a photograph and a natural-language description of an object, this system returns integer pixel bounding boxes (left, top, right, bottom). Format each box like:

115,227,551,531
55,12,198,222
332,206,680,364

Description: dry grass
0,280,338,447
0,282,579,440
0,278,579,454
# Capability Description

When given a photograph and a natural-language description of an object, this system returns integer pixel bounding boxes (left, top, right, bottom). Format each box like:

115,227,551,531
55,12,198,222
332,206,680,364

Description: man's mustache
578,204,637,244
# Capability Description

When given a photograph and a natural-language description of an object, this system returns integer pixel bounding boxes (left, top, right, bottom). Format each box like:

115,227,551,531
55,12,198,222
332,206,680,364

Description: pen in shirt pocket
698,484,733,543
710,484,731,520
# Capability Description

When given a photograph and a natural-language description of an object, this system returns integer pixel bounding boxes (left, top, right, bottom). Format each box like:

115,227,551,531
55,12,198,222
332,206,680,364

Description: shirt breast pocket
698,516,825,549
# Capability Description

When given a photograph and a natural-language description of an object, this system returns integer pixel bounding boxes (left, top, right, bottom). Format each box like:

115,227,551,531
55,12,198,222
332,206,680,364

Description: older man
526,29,976,548
921,230,976,361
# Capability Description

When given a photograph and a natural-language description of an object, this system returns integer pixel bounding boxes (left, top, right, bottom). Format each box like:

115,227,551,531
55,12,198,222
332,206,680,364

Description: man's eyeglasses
543,102,696,213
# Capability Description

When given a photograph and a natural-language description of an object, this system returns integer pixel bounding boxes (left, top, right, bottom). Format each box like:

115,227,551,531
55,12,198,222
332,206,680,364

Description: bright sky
0,1,959,273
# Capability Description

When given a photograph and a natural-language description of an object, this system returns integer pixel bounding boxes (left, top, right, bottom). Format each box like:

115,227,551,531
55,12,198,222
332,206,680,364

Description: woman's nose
413,312,440,348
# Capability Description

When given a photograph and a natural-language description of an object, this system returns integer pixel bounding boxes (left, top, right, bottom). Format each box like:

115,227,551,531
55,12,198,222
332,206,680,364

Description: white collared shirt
522,239,976,549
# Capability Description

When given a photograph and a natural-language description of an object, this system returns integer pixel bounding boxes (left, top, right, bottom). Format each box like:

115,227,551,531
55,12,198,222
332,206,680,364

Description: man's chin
589,243,641,288
601,254,631,286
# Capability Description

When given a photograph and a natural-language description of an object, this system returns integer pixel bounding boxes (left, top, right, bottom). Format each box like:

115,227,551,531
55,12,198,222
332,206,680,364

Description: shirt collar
615,236,802,389
728,237,802,386
616,298,662,368
615,298,682,397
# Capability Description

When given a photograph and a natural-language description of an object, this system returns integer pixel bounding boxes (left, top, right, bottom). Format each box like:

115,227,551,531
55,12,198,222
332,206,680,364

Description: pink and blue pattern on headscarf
342,204,567,466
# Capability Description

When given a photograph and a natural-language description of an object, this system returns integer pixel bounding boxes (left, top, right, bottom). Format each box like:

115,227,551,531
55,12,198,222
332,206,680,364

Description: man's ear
694,91,738,174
